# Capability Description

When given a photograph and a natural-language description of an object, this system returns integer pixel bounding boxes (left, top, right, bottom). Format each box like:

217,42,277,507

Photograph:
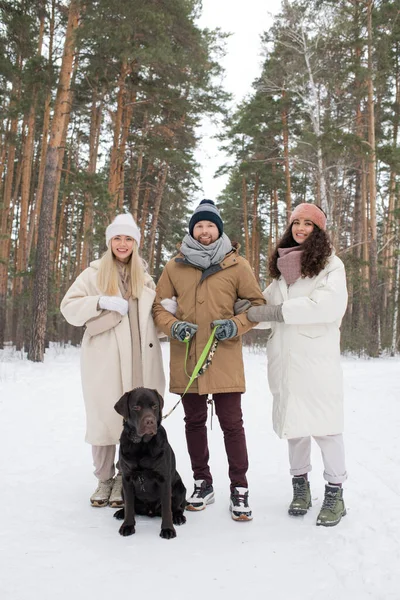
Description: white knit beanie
105,213,141,247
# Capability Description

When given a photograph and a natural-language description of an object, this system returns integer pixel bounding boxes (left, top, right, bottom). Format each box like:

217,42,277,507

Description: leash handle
183,327,217,393
162,327,217,420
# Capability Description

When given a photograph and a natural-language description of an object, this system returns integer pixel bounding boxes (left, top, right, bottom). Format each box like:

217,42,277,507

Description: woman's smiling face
291,218,314,244
111,235,135,262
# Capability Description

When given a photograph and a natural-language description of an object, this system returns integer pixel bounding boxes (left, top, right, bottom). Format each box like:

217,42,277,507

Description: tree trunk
0,74,21,348
139,167,154,252
366,0,379,357
108,60,131,214
28,0,81,362
148,162,168,273
116,88,135,211
300,24,328,218
391,247,400,357
251,175,259,269
28,0,55,257
241,175,250,260
131,110,149,220
81,87,103,269
281,91,291,224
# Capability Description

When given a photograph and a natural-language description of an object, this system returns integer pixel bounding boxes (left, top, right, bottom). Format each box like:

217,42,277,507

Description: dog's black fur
113,387,186,539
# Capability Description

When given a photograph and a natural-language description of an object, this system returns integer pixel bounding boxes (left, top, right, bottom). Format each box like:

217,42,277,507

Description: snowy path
0,345,399,600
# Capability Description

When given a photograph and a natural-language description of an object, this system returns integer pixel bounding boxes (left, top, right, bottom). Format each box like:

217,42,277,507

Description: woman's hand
160,296,178,315
233,298,251,314
99,296,129,316
247,304,284,323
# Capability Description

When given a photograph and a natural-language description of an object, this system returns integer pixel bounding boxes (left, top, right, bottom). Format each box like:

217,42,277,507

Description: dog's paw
173,512,186,526
113,508,125,520
160,527,176,539
119,522,136,536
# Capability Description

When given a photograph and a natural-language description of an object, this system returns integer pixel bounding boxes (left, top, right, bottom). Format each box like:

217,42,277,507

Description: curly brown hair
269,224,332,279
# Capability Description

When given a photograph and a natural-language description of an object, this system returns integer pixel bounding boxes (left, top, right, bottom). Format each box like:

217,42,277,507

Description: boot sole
90,500,109,507
288,509,310,516
185,497,215,511
316,508,347,527
288,503,312,516
231,512,253,521
109,501,124,508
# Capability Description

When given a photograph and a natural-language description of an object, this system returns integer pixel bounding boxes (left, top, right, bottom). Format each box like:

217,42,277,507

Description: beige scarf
116,261,144,388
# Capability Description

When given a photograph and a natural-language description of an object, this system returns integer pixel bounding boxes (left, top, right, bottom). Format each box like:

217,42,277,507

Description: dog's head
114,387,164,442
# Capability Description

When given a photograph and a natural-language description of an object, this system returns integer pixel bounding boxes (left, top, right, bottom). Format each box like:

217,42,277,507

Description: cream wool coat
263,254,348,439
60,259,165,445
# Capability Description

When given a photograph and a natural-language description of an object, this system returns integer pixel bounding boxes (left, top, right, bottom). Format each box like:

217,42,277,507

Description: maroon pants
181,392,249,490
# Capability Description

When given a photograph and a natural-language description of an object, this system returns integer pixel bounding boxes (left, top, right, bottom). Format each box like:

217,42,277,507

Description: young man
153,199,265,521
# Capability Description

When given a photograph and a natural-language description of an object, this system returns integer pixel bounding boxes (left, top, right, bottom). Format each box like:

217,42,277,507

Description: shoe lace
96,479,113,495
321,489,338,511
231,491,248,508
191,483,205,499
293,480,308,501
111,475,123,495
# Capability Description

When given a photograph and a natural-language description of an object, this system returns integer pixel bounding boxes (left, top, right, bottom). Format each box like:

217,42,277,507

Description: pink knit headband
289,203,326,231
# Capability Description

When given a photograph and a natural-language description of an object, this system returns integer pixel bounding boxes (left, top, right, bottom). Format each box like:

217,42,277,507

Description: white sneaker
185,480,215,511
109,474,124,508
90,478,114,507
229,487,253,521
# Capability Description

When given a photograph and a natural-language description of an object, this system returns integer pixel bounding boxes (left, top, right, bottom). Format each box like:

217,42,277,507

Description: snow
1,343,400,600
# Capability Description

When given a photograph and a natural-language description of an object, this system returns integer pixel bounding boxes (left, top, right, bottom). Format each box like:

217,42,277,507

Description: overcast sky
193,0,283,202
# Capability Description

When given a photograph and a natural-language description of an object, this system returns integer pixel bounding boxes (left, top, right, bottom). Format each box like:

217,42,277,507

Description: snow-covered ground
1,343,399,600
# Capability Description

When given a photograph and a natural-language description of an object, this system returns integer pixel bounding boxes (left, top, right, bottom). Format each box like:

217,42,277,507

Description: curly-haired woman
247,203,348,527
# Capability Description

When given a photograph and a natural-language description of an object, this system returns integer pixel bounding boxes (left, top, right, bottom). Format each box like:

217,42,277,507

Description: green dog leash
162,327,218,420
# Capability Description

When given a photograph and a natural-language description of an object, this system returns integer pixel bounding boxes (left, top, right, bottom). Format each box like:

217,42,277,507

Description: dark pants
181,392,249,490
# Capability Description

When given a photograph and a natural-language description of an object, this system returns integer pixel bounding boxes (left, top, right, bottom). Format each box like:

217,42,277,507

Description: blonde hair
97,240,145,299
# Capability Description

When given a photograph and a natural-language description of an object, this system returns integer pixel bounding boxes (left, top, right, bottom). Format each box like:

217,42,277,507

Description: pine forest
0,0,399,359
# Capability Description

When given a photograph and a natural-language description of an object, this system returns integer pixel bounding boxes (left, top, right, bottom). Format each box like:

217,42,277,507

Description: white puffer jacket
263,253,348,439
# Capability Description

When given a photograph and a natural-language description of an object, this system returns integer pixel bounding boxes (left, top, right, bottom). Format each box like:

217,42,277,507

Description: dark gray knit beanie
189,199,223,237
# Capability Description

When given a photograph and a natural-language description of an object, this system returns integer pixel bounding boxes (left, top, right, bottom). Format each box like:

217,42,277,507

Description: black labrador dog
113,387,186,539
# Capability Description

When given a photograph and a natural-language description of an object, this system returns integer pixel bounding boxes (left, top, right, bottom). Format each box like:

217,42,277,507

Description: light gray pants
92,445,118,481
288,434,347,485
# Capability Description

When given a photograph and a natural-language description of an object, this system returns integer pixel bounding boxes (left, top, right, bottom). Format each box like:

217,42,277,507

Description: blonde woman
61,214,165,508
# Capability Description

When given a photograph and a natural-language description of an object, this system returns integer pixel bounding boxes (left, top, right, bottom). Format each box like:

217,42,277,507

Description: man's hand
170,321,198,342
211,319,238,341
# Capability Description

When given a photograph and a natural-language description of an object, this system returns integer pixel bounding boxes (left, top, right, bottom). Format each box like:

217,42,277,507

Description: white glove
160,296,178,315
99,296,129,316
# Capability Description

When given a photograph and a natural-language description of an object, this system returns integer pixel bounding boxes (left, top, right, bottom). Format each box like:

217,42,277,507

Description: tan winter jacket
153,244,265,395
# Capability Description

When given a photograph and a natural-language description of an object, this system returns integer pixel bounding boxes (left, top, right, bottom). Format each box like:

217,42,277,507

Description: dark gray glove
247,304,284,323
211,319,238,341
233,298,252,315
170,321,198,342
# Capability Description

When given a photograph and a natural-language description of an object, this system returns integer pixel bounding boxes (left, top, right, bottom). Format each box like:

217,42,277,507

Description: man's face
192,220,219,245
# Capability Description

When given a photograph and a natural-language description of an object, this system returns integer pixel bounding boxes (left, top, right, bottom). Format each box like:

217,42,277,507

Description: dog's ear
114,392,130,419
153,390,164,412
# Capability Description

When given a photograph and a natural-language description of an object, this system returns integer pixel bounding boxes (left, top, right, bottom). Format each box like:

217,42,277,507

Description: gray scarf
180,233,233,269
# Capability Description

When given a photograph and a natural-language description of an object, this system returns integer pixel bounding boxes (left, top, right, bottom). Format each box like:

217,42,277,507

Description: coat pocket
85,310,122,336
297,324,328,339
